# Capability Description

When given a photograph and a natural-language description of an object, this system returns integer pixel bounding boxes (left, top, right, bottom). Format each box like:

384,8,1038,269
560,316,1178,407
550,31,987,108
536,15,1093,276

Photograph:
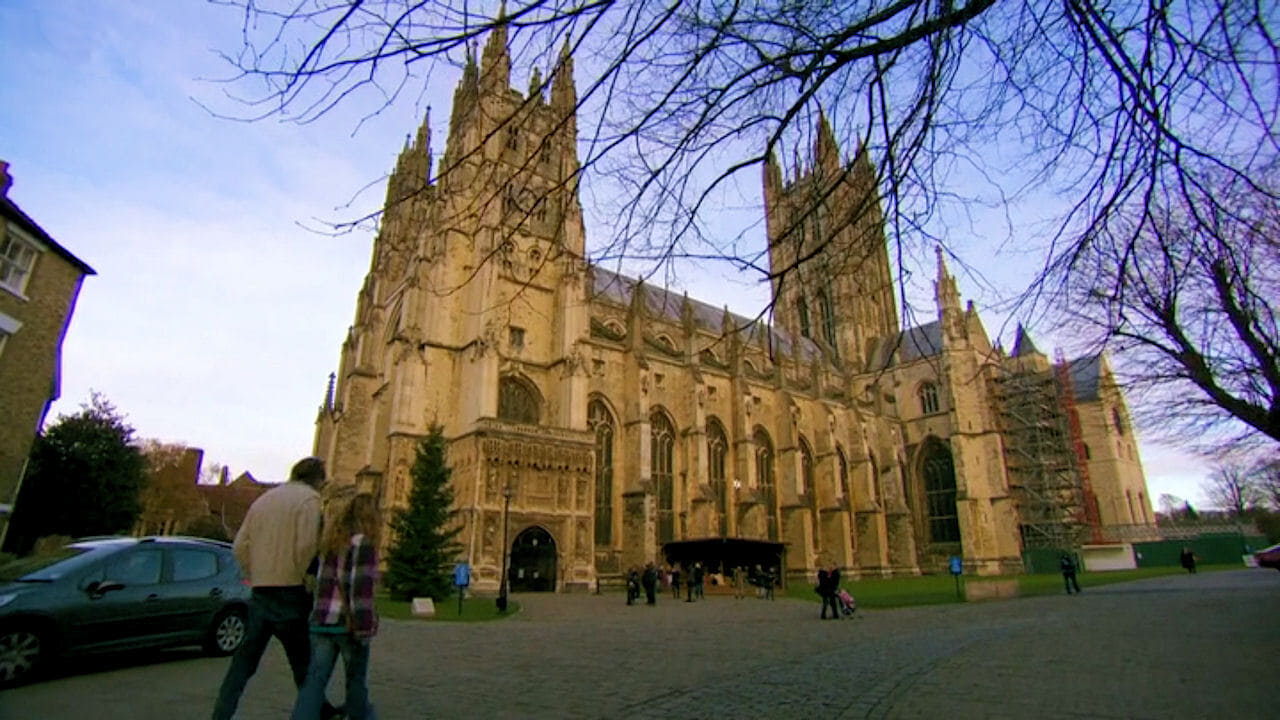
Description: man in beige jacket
212,457,338,719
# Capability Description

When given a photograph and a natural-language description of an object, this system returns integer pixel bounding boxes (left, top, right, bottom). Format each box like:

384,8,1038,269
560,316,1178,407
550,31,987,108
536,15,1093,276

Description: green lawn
375,593,521,622
783,564,1239,608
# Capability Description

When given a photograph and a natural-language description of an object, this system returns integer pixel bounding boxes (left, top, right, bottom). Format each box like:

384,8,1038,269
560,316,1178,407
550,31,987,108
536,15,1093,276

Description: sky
0,1,1218,506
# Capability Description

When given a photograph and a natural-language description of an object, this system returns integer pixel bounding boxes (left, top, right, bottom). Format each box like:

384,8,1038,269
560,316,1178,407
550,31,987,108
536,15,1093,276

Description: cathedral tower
762,113,898,368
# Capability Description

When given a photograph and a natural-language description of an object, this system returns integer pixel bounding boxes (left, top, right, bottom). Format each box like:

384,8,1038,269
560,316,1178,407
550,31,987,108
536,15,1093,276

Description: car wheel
205,607,247,656
0,625,46,687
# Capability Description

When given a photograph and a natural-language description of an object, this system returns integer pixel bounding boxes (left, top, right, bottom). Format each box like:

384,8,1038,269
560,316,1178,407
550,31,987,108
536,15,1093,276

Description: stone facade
0,161,94,548
314,27,1158,591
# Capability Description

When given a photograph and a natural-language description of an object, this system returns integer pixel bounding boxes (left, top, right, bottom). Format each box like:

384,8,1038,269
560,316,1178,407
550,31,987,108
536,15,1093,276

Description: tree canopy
3,394,147,555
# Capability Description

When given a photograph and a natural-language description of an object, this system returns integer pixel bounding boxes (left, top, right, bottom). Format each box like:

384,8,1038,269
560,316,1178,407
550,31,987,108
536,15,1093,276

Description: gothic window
534,198,548,223
1112,407,1126,436
707,418,728,537
921,438,961,544
540,139,552,165
1138,492,1149,523
505,125,520,150
798,297,811,338
1126,490,1135,524
651,408,676,543
919,382,940,415
799,436,818,551
836,446,849,503
498,376,540,424
754,428,778,541
508,326,525,350
818,290,837,350
868,451,881,506
589,400,615,546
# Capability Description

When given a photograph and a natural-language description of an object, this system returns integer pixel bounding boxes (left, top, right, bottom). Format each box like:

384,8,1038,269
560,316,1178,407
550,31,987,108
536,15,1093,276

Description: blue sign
453,562,471,587
948,556,963,575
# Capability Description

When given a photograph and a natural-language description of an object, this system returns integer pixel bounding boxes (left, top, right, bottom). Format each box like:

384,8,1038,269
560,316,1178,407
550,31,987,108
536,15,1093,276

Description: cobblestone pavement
2,569,1276,719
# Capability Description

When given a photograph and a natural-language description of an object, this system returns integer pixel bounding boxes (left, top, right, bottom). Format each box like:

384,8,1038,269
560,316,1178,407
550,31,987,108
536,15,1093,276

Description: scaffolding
994,352,1093,550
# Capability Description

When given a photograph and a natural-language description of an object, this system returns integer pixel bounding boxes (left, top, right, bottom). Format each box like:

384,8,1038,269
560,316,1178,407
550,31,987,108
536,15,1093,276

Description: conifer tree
385,426,463,601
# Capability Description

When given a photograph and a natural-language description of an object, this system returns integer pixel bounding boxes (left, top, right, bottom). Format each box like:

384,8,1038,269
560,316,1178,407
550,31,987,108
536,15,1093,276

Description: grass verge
375,594,521,622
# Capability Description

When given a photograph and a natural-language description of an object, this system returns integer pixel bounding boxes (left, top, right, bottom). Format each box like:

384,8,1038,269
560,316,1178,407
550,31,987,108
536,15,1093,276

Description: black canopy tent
661,537,786,586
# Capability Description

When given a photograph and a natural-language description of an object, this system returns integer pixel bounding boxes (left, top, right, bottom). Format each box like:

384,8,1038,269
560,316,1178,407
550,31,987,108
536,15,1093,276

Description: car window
171,549,219,582
104,549,163,586
0,547,90,581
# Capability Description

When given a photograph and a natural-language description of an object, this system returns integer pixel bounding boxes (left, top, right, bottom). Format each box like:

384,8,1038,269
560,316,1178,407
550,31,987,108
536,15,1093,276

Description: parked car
0,535,250,686
1255,543,1280,571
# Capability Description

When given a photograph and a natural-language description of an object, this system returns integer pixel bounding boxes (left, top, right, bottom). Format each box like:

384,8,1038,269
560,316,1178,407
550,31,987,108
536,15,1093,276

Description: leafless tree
206,0,1278,431
1256,454,1280,510
1202,460,1264,516
1055,177,1280,444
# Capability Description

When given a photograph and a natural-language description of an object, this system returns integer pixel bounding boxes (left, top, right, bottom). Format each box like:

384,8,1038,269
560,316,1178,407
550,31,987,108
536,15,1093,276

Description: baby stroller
836,588,857,616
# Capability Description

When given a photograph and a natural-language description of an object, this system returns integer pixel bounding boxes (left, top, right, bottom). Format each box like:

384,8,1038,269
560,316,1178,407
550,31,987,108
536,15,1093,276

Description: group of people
624,562,778,605
211,456,381,720
814,564,845,619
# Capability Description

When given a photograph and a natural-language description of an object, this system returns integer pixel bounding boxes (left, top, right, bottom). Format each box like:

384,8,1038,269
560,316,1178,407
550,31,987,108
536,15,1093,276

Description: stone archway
509,526,558,592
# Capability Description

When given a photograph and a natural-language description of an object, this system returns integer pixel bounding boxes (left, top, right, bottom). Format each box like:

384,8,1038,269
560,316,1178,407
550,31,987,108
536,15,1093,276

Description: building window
798,297,811,338
869,451,881,506
836,446,849,503
497,376,540,424
508,326,525,350
1126,490,1135,524
1112,407,1126,436
1,234,38,295
799,436,818,551
505,125,520,151
754,428,778,541
919,382,940,415
0,310,20,358
589,400,614,546
652,409,676,543
707,418,728,537
921,439,961,544
818,290,836,350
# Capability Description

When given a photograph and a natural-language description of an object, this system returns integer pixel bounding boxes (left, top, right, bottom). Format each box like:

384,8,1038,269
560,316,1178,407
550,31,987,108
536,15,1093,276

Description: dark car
1255,543,1280,571
0,535,250,686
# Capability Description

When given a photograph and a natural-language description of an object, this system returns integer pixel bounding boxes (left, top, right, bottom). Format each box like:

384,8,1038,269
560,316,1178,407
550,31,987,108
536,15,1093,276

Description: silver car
0,535,250,686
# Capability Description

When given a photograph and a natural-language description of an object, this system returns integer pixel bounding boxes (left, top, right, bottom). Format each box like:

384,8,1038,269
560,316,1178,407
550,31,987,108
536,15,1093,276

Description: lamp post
497,482,513,613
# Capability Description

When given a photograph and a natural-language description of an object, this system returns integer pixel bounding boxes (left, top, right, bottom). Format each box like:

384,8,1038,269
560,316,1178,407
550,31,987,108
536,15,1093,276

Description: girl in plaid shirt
291,494,381,719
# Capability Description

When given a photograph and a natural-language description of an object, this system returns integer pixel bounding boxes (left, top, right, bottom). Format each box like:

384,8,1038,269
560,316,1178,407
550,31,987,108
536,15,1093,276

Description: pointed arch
818,289,836,350
706,416,729,537
651,407,676,543
799,435,818,551
836,444,850,504
498,375,541,424
588,398,615,547
798,296,811,338
753,426,778,541
920,437,960,544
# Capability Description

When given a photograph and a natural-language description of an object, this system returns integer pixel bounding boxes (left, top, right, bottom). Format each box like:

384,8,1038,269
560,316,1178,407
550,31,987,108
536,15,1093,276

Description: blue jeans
212,587,314,720
291,631,376,720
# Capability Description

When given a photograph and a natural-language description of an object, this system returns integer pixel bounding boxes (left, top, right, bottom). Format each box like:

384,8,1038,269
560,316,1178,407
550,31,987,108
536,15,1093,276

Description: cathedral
313,25,1158,593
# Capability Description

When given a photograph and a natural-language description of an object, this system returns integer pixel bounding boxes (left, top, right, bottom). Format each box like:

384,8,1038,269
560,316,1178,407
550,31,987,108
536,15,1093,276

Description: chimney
0,161,11,197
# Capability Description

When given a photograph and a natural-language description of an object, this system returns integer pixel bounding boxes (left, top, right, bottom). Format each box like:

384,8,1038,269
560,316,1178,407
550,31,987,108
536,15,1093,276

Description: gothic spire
480,5,511,92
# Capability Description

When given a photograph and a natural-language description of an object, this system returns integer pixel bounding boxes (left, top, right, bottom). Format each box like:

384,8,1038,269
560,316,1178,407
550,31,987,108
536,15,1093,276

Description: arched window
589,400,615,546
651,409,676,543
798,297,811,338
818,290,837,350
1112,407,1126,436
1138,492,1149,523
754,428,778,541
921,439,961,544
836,446,849,503
707,418,729,537
799,436,818,551
918,382,940,415
1125,489,1135,524
498,376,539,424
868,451,881,506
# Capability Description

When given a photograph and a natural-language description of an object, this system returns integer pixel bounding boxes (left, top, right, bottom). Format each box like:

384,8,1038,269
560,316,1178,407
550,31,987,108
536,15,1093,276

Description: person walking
733,566,746,599
626,567,640,605
1060,553,1081,594
670,564,682,599
1180,546,1198,574
817,566,840,619
693,562,705,600
212,457,339,720
642,562,659,605
291,494,381,720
